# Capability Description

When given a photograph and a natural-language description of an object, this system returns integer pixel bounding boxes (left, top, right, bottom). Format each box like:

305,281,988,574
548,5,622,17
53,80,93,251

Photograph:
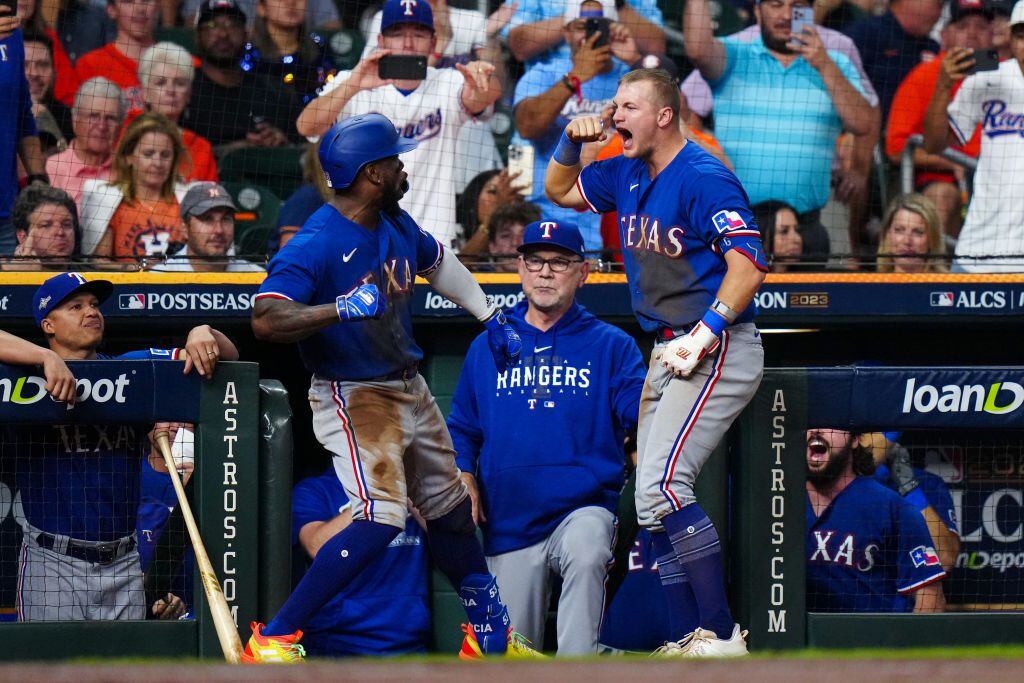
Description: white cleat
680,624,749,658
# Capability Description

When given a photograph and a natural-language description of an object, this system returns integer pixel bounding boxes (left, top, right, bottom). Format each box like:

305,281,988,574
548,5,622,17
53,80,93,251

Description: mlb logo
910,545,941,568
711,210,747,234
930,291,954,307
544,401,555,408
119,294,146,310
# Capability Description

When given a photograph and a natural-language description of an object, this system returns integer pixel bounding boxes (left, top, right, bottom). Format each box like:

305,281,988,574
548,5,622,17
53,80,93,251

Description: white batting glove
660,321,721,378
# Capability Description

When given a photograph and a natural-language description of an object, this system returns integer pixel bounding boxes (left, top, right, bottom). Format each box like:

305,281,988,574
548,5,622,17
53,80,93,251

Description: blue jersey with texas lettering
806,476,946,612
136,456,195,600
12,349,181,542
293,469,429,656
257,203,444,380
875,465,959,534
577,142,768,332
599,529,671,651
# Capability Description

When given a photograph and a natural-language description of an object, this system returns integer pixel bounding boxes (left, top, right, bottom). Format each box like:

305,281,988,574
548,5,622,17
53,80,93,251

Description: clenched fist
565,116,608,144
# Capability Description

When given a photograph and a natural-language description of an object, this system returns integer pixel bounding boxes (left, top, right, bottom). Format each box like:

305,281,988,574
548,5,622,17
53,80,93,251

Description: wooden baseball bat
155,430,244,664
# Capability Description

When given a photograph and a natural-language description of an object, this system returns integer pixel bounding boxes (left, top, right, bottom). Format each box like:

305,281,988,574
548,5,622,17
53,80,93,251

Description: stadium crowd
2,0,1023,271
0,0,1015,659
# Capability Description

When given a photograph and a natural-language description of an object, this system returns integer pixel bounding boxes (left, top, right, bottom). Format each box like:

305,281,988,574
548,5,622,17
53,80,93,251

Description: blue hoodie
448,301,645,556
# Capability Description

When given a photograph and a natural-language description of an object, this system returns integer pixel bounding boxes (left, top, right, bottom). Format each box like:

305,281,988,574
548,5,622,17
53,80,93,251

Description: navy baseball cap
33,272,113,327
950,0,994,22
381,0,434,33
517,220,586,258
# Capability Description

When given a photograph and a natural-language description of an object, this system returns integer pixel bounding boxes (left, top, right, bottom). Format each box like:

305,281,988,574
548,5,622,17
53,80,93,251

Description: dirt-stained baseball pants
636,323,763,530
310,374,469,530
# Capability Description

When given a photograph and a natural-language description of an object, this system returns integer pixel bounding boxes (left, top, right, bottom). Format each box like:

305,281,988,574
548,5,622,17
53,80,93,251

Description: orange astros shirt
75,44,143,110
108,197,184,259
886,52,981,187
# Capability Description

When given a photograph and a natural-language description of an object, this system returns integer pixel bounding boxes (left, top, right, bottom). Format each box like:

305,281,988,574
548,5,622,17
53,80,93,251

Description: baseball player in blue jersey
292,468,429,656
865,432,960,571
545,67,768,656
249,113,538,662
806,429,946,612
447,220,646,655
0,272,237,621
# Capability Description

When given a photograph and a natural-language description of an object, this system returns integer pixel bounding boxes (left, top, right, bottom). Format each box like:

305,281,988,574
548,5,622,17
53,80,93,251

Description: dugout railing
735,367,1024,650
0,361,291,660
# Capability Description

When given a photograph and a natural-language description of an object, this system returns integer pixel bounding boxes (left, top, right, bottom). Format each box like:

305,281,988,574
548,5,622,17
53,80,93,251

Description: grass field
5,648,1024,683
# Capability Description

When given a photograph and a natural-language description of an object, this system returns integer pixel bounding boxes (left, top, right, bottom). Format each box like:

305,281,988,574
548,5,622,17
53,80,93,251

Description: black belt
656,321,698,342
369,363,419,382
36,532,136,565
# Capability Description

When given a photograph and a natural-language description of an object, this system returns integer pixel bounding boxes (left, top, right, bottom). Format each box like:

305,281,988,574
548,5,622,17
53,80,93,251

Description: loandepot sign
902,378,1024,415
0,374,132,406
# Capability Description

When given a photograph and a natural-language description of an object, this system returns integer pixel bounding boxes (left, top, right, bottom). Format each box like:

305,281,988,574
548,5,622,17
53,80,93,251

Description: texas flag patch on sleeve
712,210,761,240
910,545,941,568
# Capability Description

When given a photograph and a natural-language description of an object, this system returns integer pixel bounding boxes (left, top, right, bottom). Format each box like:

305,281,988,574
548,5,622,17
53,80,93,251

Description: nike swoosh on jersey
534,345,552,352
629,183,639,191
342,248,358,262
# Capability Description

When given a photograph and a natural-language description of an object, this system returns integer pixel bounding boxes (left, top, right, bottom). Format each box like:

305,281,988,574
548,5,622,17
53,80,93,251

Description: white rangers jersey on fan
948,59,1024,272
320,68,481,247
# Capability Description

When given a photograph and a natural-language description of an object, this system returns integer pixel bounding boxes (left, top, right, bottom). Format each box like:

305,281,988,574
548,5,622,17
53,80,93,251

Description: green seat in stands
154,26,198,55
326,28,366,71
219,146,305,202
222,182,281,260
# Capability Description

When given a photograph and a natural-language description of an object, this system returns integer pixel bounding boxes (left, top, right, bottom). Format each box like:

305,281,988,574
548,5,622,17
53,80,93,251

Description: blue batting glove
484,310,521,371
336,284,386,321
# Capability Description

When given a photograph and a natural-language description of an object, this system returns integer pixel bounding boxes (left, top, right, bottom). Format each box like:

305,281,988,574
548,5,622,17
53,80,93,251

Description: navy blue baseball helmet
318,114,418,190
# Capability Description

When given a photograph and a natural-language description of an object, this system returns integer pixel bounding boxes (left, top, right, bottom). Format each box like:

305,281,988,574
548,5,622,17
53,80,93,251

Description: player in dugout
805,428,946,613
0,272,237,621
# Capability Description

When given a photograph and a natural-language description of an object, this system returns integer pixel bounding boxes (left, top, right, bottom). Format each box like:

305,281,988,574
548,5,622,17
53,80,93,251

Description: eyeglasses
522,255,583,273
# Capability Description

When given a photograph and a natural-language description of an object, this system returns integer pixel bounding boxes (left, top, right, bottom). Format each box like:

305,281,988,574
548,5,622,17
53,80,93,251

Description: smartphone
506,145,534,198
968,48,1000,74
378,54,428,81
585,17,611,49
790,6,814,45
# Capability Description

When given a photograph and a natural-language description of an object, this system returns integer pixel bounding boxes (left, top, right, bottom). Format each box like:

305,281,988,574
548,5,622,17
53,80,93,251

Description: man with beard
181,0,302,147
805,428,946,613
684,0,874,244
247,114,539,662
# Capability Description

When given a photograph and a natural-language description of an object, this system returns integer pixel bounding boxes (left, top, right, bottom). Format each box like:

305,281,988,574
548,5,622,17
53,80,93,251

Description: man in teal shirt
684,0,875,241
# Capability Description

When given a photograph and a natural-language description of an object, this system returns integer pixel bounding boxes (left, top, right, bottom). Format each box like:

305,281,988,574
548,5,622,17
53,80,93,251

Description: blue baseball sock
459,573,511,654
426,500,508,654
650,530,700,640
425,497,489,585
661,504,735,640
263,520,400,636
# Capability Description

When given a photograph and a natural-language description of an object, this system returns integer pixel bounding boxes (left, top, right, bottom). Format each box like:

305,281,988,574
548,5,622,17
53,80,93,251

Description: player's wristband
700,299,737,336
553,130,582,166
905,487,929,511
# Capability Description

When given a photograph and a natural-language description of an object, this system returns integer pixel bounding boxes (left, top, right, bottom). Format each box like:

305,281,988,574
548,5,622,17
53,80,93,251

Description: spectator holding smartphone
887,0,995,239
923,0,1024,272
294,0,502,248
512,0,640,252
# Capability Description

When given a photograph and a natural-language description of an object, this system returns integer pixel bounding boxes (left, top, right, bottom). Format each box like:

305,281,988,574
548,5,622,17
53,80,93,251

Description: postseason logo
119,292,255,312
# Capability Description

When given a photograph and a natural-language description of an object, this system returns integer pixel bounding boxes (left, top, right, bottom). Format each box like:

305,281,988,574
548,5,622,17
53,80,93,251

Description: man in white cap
153,182,263,273
924,0,1024,272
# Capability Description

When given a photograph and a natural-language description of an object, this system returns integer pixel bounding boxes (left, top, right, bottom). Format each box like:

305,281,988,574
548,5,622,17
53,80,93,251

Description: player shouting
249,113,537,663
545,67,768,657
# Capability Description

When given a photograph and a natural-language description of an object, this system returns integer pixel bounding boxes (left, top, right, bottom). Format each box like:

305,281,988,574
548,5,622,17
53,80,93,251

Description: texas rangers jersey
875,465,959,534
948,59,1024,271
599,530,670,651
292,469,429,656
320,67,481,247
257,203,443,380
806,476,945,612
577,142,768,333
12,349,182,542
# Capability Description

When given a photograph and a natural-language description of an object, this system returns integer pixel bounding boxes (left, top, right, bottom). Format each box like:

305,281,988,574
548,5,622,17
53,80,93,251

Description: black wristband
26,174,50,186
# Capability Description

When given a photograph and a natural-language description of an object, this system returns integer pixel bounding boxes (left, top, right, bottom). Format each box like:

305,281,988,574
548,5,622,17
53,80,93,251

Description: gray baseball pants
486,506,615,656
636,323,763,530
17,527,145,621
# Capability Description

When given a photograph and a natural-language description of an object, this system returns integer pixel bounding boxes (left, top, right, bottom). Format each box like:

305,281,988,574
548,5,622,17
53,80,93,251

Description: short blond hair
618,68,681,123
